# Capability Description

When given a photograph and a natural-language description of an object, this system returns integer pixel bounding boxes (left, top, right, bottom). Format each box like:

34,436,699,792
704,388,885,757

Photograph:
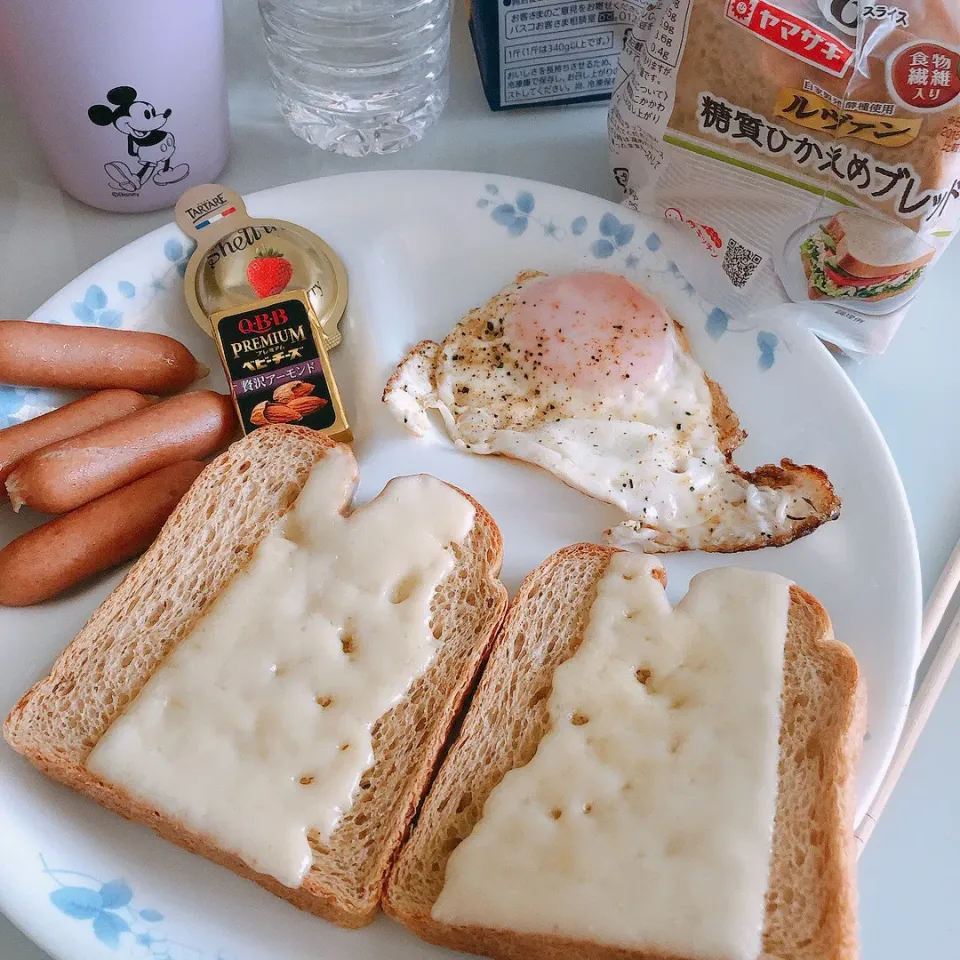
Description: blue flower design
492,202,529,237
70,285,123,328
0,386,46,428
757,331,778,370
471,184,782,369
163,237,194,278
0,386,28,425
591,212,635,259
479,186,568,241
706,308,730,340
39,856,220,959
50,882,132,948
490,190,535,237
118,280,136,299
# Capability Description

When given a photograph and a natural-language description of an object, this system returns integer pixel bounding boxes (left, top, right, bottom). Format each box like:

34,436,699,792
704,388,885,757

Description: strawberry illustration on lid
246,247,294,299
175,183,348,351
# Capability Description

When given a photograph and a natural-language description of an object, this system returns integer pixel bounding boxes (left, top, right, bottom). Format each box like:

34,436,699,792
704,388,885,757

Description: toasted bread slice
4,425,508,928
385,544,864,960
383,271,840,554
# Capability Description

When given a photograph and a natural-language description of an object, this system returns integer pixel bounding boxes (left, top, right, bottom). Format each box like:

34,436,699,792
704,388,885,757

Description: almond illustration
250,401,270,427
251,400,302,426
264,402,303,424
273,380,315,404
287,396,328,416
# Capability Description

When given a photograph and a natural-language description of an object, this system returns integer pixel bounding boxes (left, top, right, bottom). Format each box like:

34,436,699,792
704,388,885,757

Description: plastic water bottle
258,0,452,157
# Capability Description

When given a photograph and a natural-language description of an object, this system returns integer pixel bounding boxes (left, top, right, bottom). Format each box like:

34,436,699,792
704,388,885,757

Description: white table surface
2,1,959,957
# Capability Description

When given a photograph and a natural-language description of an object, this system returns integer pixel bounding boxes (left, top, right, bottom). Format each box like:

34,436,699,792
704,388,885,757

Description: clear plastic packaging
609,0,960,357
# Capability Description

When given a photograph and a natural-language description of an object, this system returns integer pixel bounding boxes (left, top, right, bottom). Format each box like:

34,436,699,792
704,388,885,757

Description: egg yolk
502,272,673,391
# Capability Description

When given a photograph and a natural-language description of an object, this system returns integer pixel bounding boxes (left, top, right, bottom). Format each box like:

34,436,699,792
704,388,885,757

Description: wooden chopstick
855,598,960,851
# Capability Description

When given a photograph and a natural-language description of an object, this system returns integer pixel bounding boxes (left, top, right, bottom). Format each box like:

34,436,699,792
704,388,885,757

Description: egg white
384,272,838,553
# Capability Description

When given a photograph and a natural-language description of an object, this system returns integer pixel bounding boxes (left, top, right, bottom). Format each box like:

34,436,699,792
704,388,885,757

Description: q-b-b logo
237,307,290,336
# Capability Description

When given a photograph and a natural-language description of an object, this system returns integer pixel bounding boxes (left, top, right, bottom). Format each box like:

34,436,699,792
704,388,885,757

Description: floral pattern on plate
41,856,229,959
477,182,780,372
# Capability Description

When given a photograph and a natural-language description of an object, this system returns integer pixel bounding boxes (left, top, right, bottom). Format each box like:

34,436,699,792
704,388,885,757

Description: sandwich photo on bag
800,211,936,304
609,0,960,356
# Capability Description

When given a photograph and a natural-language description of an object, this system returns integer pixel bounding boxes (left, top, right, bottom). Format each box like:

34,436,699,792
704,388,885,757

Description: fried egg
383,271,839,553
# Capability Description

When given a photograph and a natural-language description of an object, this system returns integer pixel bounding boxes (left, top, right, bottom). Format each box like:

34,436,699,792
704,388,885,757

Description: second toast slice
385,543,864,960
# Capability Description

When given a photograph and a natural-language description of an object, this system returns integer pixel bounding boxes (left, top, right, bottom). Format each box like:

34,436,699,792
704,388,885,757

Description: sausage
0,461,205,606
0,321,208,394
0,389,153,498
6,391,237,514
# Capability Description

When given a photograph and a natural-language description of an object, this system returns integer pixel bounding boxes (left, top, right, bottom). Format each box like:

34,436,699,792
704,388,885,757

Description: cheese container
175,184,351,441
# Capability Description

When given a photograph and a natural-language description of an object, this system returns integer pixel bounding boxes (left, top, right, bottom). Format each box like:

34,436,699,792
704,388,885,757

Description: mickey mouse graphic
88,86,189,193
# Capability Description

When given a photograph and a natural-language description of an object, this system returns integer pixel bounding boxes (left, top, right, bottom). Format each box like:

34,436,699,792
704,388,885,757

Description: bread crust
4,425,509,927
385,545,863,960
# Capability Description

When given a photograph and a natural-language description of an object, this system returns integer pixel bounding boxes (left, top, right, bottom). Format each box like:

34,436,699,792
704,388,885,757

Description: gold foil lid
174,184,348,350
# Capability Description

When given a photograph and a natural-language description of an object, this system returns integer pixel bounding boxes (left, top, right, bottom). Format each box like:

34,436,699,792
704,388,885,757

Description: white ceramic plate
0,171,920,960
775,215,924,316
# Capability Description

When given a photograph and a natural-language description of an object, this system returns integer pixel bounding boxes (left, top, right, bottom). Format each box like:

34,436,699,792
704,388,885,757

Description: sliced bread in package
609,0,960,356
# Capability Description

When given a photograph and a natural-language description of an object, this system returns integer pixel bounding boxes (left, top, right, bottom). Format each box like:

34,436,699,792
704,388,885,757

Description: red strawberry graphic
246,248,293,298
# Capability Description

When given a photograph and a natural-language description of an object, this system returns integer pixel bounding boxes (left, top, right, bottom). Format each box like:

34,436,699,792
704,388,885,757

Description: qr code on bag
722,236,763,289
